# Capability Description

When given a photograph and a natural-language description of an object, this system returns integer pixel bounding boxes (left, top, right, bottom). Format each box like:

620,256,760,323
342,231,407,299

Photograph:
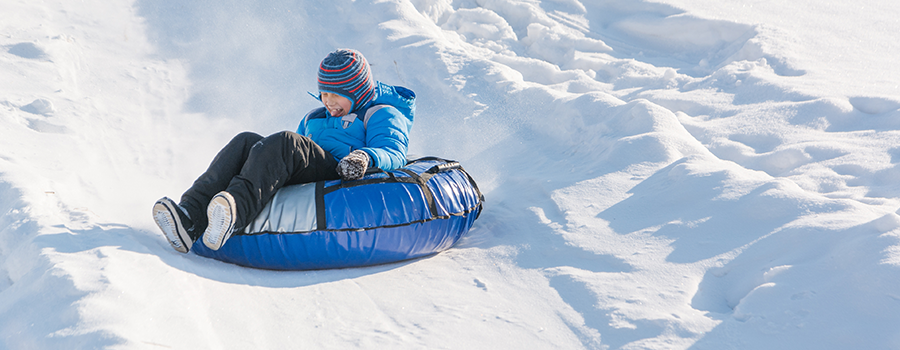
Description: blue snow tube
191,157,484,270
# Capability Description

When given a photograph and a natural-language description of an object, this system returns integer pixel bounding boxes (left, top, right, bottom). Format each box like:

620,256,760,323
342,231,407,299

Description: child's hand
337,150,369,181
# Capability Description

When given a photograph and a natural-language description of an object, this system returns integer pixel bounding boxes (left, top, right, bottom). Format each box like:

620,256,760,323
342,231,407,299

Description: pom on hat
318,49,376,113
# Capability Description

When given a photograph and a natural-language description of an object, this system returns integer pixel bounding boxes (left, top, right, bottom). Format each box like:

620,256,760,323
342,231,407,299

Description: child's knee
269,130,313,144
234,131,263,144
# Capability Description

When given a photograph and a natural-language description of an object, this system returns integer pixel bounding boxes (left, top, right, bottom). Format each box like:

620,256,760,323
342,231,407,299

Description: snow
2,0,900,348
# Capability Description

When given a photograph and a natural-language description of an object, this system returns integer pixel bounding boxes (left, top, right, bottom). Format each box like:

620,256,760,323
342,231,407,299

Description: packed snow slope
2,0,900,348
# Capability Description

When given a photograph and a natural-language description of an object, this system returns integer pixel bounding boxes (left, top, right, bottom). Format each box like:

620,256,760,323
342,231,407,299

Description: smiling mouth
328,107,345,116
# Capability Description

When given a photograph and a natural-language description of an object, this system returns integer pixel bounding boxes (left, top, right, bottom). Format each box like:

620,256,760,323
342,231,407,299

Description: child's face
321,92,352,117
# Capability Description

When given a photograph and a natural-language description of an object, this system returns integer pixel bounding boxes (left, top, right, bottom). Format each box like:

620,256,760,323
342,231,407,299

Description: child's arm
358,106,411,171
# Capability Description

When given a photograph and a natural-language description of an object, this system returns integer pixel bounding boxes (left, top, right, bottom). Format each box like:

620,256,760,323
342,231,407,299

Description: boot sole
203,192,236,251
152,198,192,253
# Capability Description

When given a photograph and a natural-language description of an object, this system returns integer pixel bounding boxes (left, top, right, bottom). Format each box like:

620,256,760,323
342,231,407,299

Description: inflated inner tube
191,157,484,270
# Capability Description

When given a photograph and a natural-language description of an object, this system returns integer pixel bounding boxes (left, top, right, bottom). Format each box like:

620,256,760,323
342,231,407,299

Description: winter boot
152,197,198,253
203,191,237,251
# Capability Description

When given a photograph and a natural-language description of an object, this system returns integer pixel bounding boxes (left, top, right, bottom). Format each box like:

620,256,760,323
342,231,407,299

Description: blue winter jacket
298,82,415,171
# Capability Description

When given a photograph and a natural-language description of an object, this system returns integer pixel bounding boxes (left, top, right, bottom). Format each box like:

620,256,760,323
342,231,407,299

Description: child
152,49,413,253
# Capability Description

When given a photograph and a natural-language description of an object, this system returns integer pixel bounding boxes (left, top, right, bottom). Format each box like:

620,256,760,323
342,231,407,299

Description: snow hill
2,0,900,348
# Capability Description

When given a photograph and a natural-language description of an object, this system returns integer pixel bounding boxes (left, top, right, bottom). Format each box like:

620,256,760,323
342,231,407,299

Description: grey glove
337,150,369,181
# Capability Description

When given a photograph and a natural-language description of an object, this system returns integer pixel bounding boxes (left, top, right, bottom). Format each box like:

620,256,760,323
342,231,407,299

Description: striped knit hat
318,49,376,113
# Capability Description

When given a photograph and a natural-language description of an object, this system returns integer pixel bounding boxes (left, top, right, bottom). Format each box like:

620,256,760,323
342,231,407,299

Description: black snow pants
179,131,341,232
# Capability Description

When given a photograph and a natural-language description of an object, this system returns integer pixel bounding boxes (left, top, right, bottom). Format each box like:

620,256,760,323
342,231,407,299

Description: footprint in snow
27,119,69,134
8,42,47,60
474,278,487,291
